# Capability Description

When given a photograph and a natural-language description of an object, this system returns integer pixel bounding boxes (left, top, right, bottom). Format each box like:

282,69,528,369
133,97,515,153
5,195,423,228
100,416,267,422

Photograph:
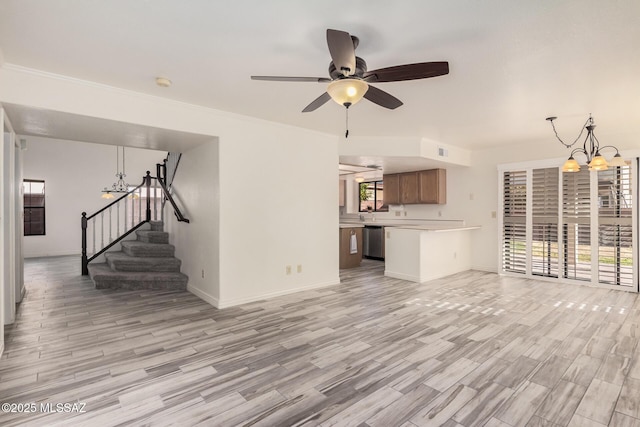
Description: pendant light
101,146,129,198
546,115,627,172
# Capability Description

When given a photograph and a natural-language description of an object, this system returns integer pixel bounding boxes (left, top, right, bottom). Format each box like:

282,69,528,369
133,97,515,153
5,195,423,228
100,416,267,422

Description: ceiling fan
251,29,449,113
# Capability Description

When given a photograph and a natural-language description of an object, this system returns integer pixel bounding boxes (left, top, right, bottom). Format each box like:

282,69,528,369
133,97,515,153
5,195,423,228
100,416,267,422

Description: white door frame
1,107,17,327
14,135,24,303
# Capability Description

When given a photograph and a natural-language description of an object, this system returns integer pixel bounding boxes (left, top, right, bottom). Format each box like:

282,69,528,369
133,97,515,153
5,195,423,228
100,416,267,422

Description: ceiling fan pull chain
344,102,351,138
345,107,349,138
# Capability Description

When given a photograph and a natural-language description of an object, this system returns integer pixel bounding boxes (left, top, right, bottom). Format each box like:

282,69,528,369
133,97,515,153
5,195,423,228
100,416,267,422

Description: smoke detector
155,77,172,87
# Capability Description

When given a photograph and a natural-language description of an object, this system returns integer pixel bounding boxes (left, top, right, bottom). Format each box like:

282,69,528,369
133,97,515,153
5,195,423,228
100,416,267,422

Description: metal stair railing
81,166,189,276
157,152,189,224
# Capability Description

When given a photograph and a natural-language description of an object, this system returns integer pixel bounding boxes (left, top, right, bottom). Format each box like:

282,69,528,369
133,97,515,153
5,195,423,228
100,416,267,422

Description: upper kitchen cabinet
383,168,446,205
400,172,419,204
383,174,401,205
419,169,446,204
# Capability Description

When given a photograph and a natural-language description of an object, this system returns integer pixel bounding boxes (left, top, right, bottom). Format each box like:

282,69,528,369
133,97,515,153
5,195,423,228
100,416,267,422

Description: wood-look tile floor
2,257,640,426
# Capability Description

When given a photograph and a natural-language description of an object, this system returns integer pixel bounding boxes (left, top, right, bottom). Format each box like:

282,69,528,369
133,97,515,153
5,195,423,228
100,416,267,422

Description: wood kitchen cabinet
383,168,446,205
418,168,446,204
400,172,419,204
339,227,363,269
383,174,400,205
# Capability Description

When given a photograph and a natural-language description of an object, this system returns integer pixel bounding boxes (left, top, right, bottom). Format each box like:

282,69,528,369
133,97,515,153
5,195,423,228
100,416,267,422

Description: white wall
168,119,340,309
216,120,339,307
167,140,220,304
1,65,340,309
21,136,165,257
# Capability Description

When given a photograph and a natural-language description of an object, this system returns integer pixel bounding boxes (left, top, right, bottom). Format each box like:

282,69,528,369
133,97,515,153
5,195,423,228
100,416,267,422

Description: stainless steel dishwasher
363,225,385,259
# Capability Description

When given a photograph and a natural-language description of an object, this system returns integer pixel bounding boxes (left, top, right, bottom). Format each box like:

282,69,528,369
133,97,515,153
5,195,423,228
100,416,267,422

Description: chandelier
546,115,626,172
101,146,129,199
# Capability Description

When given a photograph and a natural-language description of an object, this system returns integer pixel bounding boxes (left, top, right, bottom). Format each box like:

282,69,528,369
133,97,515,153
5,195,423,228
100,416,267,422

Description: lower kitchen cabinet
339,227,363,269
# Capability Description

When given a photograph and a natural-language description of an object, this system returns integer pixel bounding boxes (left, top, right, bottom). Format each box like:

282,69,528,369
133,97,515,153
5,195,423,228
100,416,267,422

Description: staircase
88,221,188,290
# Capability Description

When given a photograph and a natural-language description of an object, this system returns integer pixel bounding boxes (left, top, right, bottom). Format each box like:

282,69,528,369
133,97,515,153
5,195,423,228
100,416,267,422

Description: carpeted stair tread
121,240,175,257
149,221,164,231
88,263,188,291
105,251,181,272
135,230,169,244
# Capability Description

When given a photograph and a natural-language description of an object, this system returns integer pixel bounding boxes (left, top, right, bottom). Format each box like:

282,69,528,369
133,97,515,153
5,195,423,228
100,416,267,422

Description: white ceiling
3,103,213,151
1,0,639,151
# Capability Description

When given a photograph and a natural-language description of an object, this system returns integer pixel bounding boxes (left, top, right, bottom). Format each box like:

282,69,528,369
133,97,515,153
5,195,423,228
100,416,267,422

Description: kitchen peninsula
384,224,480,283
340,215,479,282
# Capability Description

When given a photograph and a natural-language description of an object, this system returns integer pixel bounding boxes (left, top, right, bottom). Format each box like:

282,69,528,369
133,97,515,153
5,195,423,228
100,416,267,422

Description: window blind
598,165,633,286
562,169,591,281
532,168,559,277
502,170,527,273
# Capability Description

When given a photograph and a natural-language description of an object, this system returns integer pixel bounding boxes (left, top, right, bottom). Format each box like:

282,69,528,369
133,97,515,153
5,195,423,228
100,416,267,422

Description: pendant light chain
548,115,592,149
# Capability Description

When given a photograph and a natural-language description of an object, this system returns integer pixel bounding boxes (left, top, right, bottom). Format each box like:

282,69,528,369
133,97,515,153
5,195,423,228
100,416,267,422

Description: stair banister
82,155,189,276
81,172,152,275
156,158,189,224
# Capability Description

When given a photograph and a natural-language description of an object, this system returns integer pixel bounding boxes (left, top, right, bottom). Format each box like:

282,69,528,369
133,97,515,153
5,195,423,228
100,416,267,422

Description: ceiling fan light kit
546,115,626,172
327,79,369,106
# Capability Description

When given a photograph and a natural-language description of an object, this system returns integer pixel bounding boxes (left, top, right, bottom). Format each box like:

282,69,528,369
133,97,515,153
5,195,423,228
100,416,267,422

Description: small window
24,179,46,236
359,181,388,212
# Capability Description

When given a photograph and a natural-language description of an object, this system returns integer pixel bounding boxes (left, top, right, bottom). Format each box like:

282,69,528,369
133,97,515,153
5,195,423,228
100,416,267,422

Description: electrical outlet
454,252,457,259
297,264,302,273
491,211,497,218
438,211,442,217
286,265,292,275
386,231,390,239
201,269,205,278
469,193,474,200
395,211,401,217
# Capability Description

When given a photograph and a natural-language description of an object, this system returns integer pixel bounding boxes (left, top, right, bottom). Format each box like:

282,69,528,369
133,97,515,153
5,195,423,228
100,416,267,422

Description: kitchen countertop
389,225,481,232
339,223,365,228
339,221,420,227
339,221,477,231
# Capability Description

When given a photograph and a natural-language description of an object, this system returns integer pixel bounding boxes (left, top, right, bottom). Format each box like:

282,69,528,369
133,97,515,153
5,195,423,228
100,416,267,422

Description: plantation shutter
502,170,527,273
598,164,634,286
562,169,591,281
532,168,559,277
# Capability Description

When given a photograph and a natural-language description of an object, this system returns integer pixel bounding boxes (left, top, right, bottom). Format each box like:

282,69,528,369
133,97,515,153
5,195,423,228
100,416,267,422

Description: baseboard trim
471,265,498,273
25,251,80,258
384,270,420,283
385,269,477,283
216,278,341,309
187,285,220,309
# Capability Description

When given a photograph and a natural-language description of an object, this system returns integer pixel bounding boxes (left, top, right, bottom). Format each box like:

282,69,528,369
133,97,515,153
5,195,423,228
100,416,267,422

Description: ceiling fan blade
302,92,332,112
363,85,403,109
326,29,356,76
251,76,331,83
364,61,449,83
